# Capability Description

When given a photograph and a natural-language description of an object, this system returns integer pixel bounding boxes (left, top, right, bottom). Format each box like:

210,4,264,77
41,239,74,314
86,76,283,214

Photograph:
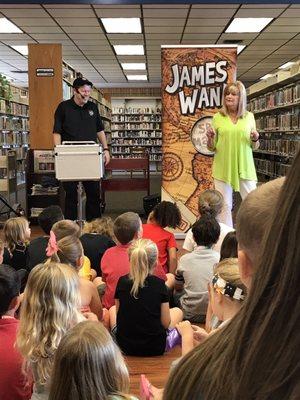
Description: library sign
161,46,237,233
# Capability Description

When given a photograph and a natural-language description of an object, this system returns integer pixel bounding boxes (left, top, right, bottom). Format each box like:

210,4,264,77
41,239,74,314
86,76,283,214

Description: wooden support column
28,44,62,149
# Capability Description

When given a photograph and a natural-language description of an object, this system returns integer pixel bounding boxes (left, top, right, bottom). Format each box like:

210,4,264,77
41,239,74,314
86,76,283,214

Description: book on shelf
31,184,59,196
30,207,45,217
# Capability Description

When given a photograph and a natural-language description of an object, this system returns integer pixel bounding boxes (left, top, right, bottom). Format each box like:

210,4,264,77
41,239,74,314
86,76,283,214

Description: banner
161,45,237,233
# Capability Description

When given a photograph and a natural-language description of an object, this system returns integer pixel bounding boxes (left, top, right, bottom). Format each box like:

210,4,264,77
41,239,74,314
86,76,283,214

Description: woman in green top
49,320,138,400
207,81,260,227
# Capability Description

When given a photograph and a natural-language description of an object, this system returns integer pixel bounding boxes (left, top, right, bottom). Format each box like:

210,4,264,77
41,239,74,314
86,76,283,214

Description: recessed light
226,18,273,33
0,18,22,33
121,63,146,70
11,45,28,56
114,45,144,55
127,75,147,81
101,18,141,33
279,62,295,70
237,45,246,54
260,73,273,80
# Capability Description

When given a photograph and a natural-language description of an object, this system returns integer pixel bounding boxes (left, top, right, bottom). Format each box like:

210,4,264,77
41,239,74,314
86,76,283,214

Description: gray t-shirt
175,246,220,319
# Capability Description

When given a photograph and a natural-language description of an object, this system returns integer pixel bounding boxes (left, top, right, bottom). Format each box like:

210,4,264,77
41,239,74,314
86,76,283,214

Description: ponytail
128,239,158,298
47,234,83,269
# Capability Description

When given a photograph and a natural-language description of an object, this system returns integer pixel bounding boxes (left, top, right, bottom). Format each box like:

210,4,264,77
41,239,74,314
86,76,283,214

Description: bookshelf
0,75,29,208
248,73,300,180
111,98,162,172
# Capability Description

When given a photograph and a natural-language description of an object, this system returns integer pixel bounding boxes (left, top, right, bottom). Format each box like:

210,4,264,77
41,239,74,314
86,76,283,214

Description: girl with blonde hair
183,189,234,254
3,216,31,274
109,239,182,357
16,262,84,400
47,234,103,320
207,81,260,227
49,321,137,400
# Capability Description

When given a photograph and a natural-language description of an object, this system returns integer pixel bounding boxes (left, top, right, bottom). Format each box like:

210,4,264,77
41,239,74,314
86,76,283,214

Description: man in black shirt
53,77,110,221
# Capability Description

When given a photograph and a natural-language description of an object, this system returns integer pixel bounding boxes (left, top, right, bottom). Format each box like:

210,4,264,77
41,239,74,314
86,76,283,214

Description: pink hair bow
46,230,59,257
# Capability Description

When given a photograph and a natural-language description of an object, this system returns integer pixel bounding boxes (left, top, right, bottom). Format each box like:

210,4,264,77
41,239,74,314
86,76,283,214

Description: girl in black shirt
109,238,183,357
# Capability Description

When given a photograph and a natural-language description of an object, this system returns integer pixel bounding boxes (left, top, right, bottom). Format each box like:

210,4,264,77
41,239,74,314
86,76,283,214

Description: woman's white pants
214,179,257,227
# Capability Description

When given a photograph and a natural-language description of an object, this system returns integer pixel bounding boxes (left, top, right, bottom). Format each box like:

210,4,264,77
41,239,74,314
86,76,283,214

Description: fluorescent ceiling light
11,45,28,56
0,18,22,33
279,61,295,69
226,18,273,33
237,45,246,54
260,73,273,80
121,62,146,70
114,45,144,55
127,75,147,81
101,18,141,33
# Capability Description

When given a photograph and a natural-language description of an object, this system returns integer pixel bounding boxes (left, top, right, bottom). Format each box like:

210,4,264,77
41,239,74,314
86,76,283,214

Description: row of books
249,82,300,112
254,158,291,177
0,115,29,131
31,184,59,196
0,131,29,146
0,100,29,116
111,123,161,130
256,137,300,156
111,139,162,146
112,114,161,122
113,107,161,114
111,130,162,138
256,112,300,131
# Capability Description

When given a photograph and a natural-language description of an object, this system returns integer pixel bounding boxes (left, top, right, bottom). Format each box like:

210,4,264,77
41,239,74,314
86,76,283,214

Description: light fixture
260,73,273,80
127,74,147,81
0,18,22,33
101,18,141,33
11,45,28,56
121,62,146,70
279,61,295,70
114,45,144,55
237,45,246,54
226,18,273,33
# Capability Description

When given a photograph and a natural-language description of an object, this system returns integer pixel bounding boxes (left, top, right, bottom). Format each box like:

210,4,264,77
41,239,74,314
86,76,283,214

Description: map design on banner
161,46,237,232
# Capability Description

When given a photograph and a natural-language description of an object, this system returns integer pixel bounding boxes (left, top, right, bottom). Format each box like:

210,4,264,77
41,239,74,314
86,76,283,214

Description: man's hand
104,150,110,166
206,127,216,140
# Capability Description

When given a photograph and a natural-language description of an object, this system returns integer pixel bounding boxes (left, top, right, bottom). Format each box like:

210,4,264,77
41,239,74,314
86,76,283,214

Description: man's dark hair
113,212,141,245
38,206,64,235
152,201,181,229
192,215,220,248
0,265,21,316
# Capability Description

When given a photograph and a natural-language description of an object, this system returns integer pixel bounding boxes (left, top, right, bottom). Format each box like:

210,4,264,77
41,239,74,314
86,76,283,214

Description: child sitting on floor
0,265,32,400
47,234,103,320
49,321,138,400
183,189,234,254
143,201,181,274
28,205,63,269
175,215,220,323
101,212,171,310
80,217,115,277
109,239,183,357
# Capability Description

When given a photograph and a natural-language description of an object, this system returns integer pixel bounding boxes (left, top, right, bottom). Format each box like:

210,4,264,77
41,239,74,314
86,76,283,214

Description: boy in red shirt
101,212,168,309
0,265,32,400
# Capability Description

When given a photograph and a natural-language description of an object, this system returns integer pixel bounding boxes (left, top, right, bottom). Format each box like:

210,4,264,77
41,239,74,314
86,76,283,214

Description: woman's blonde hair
16,262,81,385
213,258,247,301
3,217,30,253
52,219,80,241
198,189,224,218
220,81,247,118
49,321,131,400
82,217,115,241
128,239,158,298
49,235,83,269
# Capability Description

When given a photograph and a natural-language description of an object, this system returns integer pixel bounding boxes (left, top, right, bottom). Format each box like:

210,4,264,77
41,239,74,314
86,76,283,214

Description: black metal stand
0,194,24,220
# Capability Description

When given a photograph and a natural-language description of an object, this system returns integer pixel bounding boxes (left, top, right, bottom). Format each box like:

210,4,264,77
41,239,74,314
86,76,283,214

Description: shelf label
36,68,54,77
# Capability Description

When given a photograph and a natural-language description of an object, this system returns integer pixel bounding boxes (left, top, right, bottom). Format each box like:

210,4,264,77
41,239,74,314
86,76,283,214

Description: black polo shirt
53,97,104,142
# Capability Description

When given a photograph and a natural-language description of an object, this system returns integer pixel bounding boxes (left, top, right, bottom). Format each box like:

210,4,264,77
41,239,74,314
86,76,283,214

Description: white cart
54,141,103,227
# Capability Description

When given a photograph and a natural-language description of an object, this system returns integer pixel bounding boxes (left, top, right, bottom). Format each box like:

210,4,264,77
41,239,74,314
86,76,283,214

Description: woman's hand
206,127,216,140
250,130,259,141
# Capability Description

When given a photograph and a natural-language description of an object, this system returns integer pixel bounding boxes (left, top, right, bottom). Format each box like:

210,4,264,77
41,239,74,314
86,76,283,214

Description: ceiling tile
145,26,183,34
272,17,300,25
1,8,49,18
235,8,284,18
56,18,99,27
189,8,236,18
23,26,63,34
184,26,224,33
46,8,95,18
186,18,229,27
143,9,188,18
144,18,185,27
192,4,238,8
9,18,57,27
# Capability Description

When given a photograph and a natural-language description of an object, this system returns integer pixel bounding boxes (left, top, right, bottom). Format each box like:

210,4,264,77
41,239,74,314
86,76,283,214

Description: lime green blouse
211,111,257,191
